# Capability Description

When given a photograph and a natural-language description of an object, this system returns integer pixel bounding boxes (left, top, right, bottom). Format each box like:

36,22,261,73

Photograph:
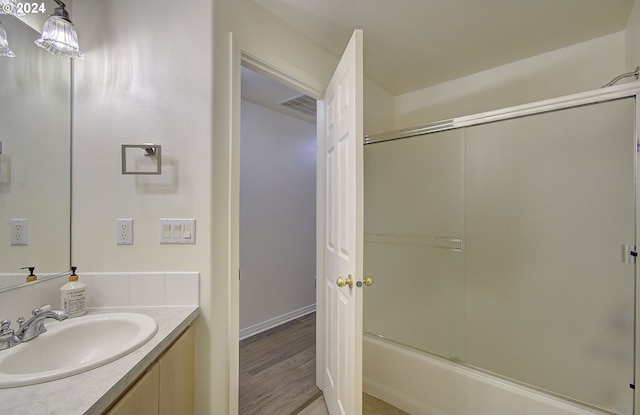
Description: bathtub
363,334,610,415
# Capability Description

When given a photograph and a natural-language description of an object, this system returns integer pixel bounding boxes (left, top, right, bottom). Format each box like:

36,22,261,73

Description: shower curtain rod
602,66,639,88
364,80,640,145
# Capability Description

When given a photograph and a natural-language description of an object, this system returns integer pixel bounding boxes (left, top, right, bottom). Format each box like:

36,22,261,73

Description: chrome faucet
0,305,68,350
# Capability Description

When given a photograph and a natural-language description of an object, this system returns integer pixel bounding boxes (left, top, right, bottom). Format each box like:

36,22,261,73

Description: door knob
356,275,374,287
336,275,354,289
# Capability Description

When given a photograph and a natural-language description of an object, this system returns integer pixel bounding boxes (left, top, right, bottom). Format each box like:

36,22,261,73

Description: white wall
239,100,316,334
394,32,627,128
72,0,212,270
70,0,213,411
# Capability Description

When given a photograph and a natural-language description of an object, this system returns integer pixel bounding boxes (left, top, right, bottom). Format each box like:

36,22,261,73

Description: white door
317,29,364,415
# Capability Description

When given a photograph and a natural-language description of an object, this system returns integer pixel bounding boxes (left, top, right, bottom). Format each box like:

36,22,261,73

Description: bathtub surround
0,272,199,322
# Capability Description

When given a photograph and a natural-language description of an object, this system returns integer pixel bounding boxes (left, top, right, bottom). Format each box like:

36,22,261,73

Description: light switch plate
159,219,196,244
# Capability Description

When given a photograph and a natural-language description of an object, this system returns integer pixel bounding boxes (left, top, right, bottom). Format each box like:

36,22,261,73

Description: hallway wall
239,100,316,336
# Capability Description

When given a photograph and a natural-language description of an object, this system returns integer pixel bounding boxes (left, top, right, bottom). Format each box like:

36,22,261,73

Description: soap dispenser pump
21,266,37,282
60,266,86,317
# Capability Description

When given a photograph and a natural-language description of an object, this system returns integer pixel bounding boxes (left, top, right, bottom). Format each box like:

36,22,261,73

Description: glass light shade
35,15,83,59
0,21,15,57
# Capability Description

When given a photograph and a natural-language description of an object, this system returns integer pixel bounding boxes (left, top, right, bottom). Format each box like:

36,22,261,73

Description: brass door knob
336,275,354,289
363,275,373,286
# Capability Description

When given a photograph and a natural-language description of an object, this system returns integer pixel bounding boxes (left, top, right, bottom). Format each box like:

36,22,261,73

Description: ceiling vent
279,94,317,117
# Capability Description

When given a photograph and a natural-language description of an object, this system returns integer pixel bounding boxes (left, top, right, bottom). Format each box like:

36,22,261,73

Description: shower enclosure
363,89,637,414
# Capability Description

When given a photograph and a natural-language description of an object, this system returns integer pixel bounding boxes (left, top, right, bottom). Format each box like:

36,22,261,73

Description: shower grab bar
365,232,464,252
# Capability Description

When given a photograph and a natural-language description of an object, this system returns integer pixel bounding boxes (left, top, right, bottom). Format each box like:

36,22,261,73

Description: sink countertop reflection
0,306,199,415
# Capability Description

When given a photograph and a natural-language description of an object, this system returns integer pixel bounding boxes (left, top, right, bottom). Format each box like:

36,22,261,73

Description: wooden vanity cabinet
158,324,195,415
104,325,195,415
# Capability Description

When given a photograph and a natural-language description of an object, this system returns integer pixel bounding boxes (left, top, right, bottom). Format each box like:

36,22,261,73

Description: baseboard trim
239,304,316,340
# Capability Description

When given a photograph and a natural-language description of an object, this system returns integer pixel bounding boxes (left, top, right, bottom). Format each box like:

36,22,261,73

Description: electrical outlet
116,219,133,245
10,219,27,246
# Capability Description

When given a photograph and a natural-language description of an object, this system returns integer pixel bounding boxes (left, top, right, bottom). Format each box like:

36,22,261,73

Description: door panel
318,29,364,415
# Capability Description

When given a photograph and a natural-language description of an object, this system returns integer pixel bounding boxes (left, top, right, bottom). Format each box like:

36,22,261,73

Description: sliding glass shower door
363,128,465,359
463,98,635,413
363,97,636,414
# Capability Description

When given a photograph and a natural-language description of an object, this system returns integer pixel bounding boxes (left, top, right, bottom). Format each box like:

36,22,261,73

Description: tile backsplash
0,272,199,321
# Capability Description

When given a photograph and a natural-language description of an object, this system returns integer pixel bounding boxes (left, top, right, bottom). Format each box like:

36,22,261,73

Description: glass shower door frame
364,81,640,414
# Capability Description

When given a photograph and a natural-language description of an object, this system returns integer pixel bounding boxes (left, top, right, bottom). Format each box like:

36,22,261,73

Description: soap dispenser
60,266,86,317
21,266,37,282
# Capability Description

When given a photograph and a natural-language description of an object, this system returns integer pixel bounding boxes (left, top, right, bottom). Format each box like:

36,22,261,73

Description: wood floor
239,312,409,415
239,313,321,415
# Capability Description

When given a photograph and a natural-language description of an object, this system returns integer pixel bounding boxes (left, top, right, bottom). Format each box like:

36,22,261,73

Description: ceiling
252,0,635,96
242,0,635,124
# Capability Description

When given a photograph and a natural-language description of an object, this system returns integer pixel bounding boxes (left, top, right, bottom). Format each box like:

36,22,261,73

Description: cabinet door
159,325,195,415
105,364,159,415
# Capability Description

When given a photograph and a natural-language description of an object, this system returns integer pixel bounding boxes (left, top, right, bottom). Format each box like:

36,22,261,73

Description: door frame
229,33,329,411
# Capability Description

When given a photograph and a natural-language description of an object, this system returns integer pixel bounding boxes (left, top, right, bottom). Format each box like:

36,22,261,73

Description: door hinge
622,245,637,264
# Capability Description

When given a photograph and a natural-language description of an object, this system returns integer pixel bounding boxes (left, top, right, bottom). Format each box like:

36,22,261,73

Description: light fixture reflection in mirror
34,0,83,59
0,20,15,57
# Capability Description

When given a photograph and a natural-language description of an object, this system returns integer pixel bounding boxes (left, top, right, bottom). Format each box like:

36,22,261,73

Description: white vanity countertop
0,306,200,415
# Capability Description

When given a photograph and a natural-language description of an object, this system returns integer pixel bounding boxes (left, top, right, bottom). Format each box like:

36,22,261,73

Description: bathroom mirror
0,14,71,290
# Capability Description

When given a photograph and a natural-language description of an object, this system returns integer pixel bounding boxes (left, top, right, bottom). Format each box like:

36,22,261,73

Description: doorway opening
238,65,320,414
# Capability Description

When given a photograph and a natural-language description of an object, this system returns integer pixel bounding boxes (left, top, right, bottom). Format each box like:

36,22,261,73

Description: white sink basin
0,312,158,388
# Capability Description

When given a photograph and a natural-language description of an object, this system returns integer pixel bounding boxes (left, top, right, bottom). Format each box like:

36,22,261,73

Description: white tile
130,273,165,306
165,272,199,305
33,275,67,310
0,285,33,323
12,274,26,286
0,275,15,290
92,273,130,307
79,273,95,307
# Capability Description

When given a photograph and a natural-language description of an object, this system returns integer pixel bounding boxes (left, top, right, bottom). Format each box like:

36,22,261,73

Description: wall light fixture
0,19,15,57
34,0,83,59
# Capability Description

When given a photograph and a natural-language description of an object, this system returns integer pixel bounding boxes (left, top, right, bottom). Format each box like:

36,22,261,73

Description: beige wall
71,0,215,411
394,32,627,128
626,0,640,72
